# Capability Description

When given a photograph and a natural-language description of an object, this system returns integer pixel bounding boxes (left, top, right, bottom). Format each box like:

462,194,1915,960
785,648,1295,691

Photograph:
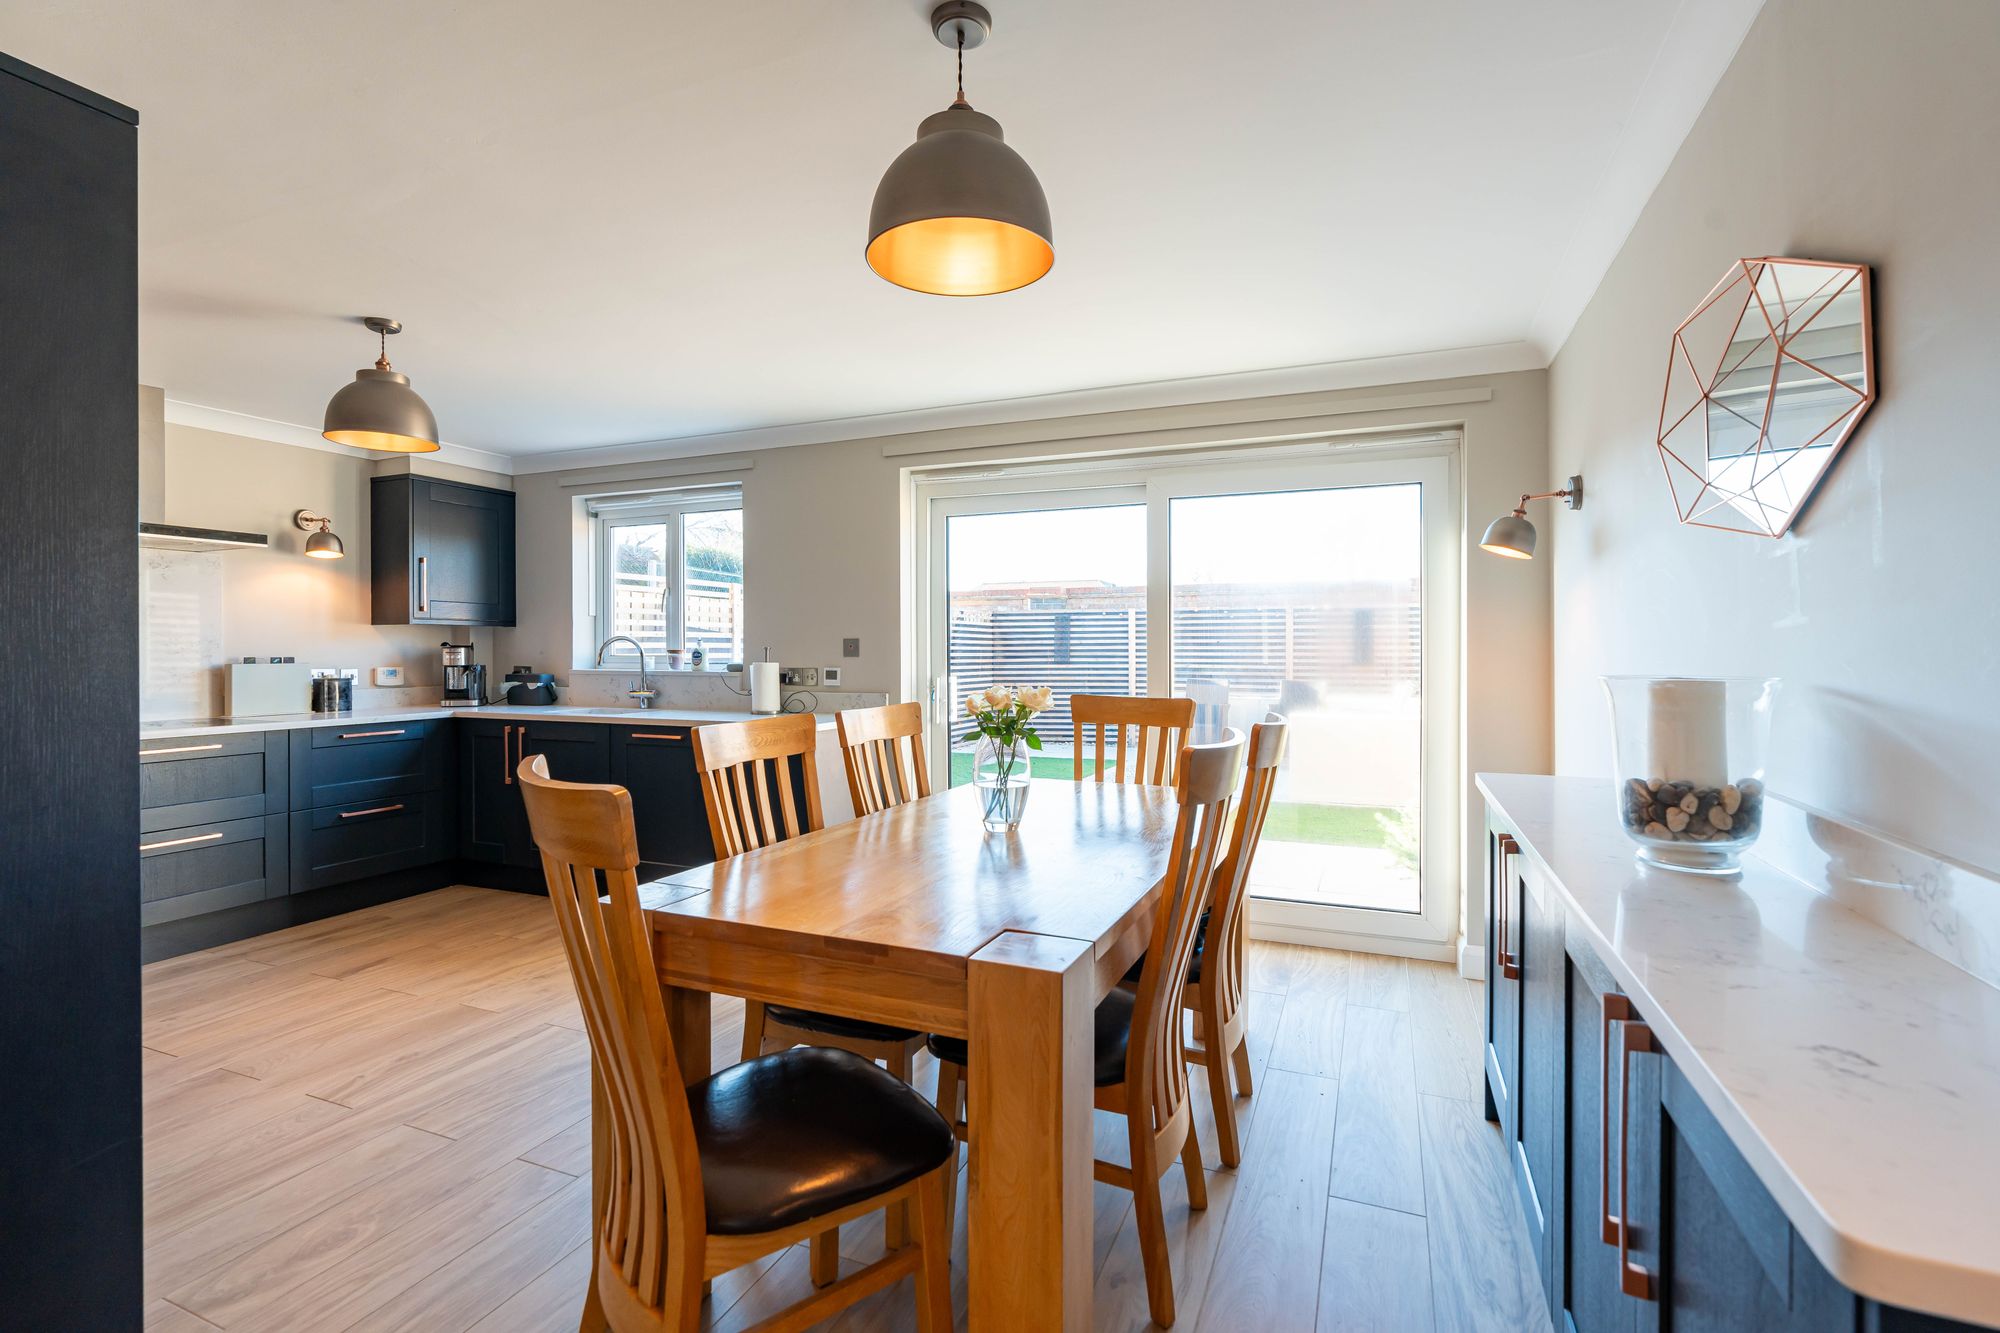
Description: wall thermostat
372,666,404,686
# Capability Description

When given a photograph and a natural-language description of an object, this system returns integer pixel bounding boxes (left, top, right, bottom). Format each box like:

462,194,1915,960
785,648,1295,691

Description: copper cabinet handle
1496,834,1521,980
141,831,224,852
1619,1018,1660,1301
503,724,514,785
338,729,406,739
630,732,684,741
1600,992,1637,1245
338,803,405,819
417,555,429,614
139,742,224,756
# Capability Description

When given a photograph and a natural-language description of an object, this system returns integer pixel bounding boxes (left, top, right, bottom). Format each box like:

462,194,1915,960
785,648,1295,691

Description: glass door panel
1168,484,1424,914
943,503,1146,785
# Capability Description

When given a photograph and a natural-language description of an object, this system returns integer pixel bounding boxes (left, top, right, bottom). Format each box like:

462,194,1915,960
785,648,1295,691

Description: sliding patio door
921,449,1459,955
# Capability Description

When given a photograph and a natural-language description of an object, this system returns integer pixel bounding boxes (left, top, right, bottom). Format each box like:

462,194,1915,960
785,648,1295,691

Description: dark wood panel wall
0,52,141,1329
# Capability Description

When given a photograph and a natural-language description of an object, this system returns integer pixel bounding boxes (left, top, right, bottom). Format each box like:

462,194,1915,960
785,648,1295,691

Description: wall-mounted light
295,510,345,559
1480,475,1583,560
322,316,440,453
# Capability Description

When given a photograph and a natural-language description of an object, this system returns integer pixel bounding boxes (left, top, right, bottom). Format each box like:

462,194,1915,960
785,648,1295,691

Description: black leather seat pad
1121,908,1211,987
689,1046,954,1235
766,1004,922,1045
925,986,1136,1088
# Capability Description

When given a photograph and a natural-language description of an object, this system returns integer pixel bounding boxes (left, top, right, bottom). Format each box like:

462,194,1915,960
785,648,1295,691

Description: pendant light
322,316,440,453
868,2,1053,296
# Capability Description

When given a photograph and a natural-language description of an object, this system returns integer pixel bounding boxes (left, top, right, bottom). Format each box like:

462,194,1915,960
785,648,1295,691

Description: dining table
622,777,1183,1330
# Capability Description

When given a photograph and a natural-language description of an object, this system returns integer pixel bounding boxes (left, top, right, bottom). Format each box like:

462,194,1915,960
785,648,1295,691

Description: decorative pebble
1721,784,1742,815
1644,821,1669,838
1619,775,1763,845
1679,792,1701,815
1666,807,1691,832
1709,808,1734,831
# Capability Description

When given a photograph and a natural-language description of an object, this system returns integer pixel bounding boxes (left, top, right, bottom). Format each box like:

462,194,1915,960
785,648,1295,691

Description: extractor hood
139,521,269,553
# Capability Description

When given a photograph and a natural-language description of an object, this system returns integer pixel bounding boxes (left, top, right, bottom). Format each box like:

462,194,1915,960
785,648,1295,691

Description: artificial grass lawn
946,752,1396,850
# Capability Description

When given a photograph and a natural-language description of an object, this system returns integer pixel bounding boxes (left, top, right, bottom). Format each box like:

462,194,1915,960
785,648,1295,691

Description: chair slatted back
835,703,931,816
518,755,705,1329
1128,732,1245,1133
1070,695,1196,786
690,714,825,860
1205,715,1289,1023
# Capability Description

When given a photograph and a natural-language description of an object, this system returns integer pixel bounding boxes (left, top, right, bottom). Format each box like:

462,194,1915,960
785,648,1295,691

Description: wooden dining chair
691,714,932,1249
929,730,1248,1328
1177,713,1288,1167
834,702,930,815
516,755,954,1333
1070,693,1196,785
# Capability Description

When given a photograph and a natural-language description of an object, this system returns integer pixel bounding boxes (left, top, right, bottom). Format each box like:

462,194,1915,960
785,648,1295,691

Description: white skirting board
1456,941,1486,981
1245,918,1455,963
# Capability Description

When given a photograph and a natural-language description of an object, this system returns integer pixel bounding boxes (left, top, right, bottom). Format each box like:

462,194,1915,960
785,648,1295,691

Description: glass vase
1602,676,1778,876
971,735,1033,832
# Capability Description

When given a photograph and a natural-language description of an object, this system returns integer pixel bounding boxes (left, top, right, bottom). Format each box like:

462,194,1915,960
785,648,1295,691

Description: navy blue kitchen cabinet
1484,807,1996,1333
288,719,453,891
609,724,715,875
371,474,516,626
460,718,610,867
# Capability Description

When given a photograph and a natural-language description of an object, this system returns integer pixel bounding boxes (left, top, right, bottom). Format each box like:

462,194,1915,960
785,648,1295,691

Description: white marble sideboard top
139,704,838,743
1477,773,2000,1326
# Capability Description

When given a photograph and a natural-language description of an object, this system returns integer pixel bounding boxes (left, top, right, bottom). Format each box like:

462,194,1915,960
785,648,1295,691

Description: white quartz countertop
1478,773,2000,1326
140,704,837,742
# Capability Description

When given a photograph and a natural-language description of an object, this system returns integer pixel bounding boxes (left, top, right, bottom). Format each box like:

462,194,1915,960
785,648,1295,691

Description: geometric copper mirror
1657,257,1874,537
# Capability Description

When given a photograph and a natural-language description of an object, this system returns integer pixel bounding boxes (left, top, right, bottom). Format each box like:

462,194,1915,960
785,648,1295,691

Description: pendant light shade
868,2,1053,297
323,316,440,453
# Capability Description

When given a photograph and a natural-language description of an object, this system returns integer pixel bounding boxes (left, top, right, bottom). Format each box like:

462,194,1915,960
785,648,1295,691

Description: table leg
967,931,1096,1332
665,982,712,1085
583,1058,607,1333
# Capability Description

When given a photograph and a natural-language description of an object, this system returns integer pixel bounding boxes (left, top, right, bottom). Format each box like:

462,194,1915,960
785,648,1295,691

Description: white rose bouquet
961,684,1052,752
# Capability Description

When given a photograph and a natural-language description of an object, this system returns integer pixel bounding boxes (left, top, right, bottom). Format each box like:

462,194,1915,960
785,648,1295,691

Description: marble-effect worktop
1478,772,2000,1327
140,703,839,742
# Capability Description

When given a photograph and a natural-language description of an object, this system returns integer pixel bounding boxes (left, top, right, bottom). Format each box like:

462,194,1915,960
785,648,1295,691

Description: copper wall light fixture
295,510,345,559
1480,476,1583,560
322,316,440,453
868,2,1053,296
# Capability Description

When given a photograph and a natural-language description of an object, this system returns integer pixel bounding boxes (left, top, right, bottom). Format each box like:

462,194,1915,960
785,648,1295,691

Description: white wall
1548,0,2000,872
142,419,510,717
500,371,1554,954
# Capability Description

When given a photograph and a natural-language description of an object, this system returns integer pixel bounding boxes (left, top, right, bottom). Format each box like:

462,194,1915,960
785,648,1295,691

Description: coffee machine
440,641,486,707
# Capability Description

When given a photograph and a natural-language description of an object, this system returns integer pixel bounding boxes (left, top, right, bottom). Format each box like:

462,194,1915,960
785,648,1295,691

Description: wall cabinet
1484,805,1994,1333
371,474,516,626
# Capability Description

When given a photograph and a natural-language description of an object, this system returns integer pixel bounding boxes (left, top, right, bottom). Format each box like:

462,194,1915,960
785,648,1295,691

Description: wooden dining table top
638,780,1181,978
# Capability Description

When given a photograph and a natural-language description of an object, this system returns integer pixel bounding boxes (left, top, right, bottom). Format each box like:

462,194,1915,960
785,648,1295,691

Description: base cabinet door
1561,928,1657,1333
1485,824,1526,1129
511,722,611,866
459,720,520,864
610,725,713,874
1514,856,1562,1308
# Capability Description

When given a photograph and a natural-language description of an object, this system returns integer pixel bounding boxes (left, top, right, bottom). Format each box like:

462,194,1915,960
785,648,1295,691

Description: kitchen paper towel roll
750,662,781,714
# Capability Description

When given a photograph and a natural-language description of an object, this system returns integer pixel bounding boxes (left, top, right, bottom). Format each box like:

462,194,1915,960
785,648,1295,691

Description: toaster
503,668,557,706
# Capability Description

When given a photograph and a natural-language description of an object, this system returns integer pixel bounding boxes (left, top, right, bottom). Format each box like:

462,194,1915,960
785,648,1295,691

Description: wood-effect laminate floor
140,886,1546,1332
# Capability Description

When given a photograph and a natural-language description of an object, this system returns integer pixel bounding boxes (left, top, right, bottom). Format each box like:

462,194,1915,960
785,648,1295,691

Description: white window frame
591,493,742,663
908,436,1462,960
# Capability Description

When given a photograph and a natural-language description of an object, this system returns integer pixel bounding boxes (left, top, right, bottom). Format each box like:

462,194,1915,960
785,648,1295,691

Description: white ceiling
4,0,1761,467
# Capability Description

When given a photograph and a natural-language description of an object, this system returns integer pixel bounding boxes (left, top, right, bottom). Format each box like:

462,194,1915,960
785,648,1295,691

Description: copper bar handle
140,831,224,852
1619,1019,1659,1301
630,732,684,741
337,729,406,739
1600,992,1636,1245
338,803,405,819
503,724,514,785
139,742,225,757
1496,834,1521,980
417,556,428,614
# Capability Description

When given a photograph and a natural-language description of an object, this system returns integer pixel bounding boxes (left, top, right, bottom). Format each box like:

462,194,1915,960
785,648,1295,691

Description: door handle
139,742,224,757
503,724,514,785
141,831,225,852
1618,1017,1659,1301
417,555,429,615
1600,992,1636,1245
1495,834,1521,980
338,729,406,739
630,732,684,741
338,803,405,819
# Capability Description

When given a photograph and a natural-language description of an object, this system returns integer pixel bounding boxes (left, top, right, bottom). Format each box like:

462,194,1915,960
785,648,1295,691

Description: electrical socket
779,666,819,687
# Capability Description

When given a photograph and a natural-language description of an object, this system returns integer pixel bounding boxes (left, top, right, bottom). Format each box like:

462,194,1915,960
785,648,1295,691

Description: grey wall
502,370,1554,957
1548,0,2000,872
